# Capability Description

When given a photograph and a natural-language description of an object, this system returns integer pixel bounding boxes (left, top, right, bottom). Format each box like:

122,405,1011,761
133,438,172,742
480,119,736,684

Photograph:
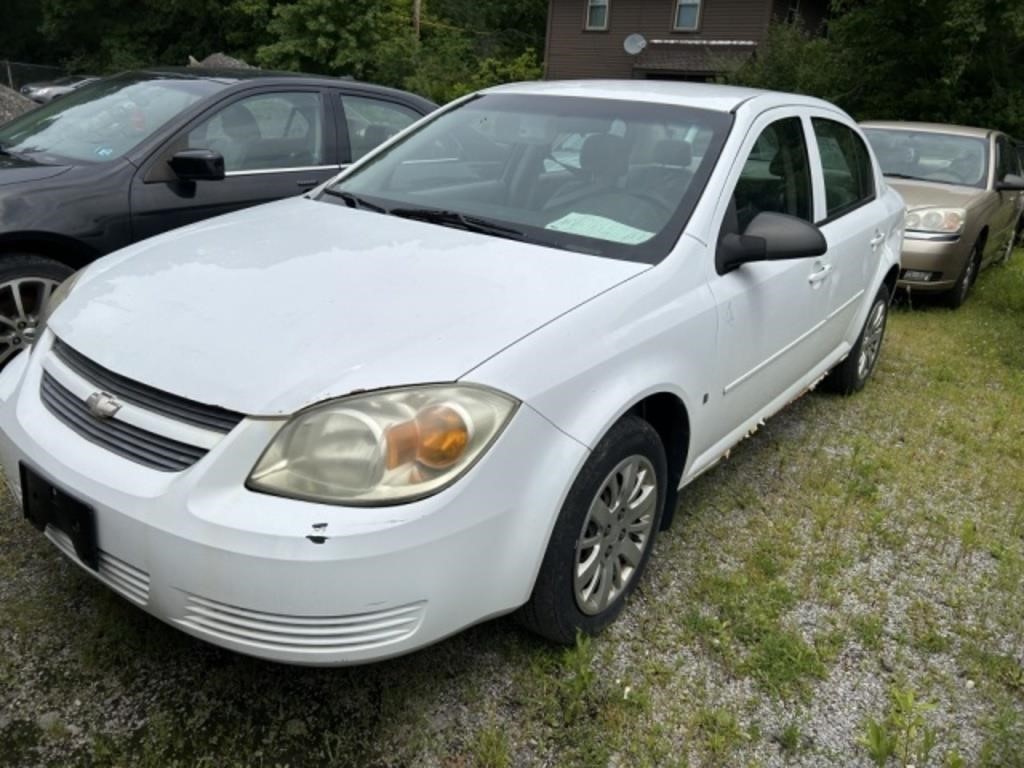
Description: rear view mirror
169,149,225,182
995,173,1024,192
717,212,828,274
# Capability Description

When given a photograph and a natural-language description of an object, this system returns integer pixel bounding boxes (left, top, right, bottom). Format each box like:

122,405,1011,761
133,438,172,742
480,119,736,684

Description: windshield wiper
321,188,387,213
389,207,528,241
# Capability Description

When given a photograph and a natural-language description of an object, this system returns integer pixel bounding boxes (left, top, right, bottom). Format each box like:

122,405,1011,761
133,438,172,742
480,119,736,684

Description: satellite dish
624,33,647,56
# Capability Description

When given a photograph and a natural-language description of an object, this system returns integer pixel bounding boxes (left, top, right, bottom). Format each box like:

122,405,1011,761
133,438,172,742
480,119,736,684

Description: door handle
869,231,885,250
296,179,319,188
808,263,833,285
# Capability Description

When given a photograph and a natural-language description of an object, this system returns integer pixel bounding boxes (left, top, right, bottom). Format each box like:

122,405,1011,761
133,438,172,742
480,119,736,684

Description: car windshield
0,73,226,164
320,93,732,263
863,128,989,189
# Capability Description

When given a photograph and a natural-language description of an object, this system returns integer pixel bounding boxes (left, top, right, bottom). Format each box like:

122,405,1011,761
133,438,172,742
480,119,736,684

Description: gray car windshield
321,93,732,263
864,128,989,189
0,74,226,164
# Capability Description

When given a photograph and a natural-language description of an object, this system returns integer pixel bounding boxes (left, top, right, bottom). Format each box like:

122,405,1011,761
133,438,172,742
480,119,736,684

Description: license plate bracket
20,463,98,570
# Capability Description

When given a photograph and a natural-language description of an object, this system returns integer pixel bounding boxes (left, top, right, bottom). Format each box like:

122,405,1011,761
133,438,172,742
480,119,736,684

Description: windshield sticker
544,213,654,245
94,146,114,158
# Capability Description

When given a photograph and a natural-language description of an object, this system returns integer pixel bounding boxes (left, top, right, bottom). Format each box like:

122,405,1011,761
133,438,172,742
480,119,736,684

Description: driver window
187,92,324,172
724,117,813,237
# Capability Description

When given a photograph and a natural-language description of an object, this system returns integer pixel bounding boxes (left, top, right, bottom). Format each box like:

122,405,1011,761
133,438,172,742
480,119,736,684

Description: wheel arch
0,232,99,271
882,263,899,297
626,391,690,531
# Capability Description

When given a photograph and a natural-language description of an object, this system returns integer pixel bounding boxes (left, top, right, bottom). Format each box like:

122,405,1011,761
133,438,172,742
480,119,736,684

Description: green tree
255,0,416,82
730,0,1024,136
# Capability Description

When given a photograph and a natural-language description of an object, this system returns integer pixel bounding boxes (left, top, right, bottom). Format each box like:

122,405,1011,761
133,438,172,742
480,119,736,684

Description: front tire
822,283,890,396
517,415,667,644
945,242,980,309
0,254,73,368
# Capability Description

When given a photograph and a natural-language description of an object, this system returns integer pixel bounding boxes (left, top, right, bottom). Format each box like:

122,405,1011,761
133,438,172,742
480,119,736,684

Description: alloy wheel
0,277,60,366
574,455,658,616
857,299,887,382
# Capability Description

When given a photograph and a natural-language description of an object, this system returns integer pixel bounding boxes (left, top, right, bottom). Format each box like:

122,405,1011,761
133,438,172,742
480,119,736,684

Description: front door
991,134,1024,258
706,110,835,436
129,89,339,242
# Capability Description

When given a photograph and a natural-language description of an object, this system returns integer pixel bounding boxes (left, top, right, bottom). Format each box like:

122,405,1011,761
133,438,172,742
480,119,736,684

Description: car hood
884,178,987,210
0,156,73,187
51,197,646,416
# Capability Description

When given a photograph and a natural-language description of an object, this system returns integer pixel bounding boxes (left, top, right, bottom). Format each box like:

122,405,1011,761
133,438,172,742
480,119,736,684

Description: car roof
861,120,994,140
482,79,843,115
128,67,437,107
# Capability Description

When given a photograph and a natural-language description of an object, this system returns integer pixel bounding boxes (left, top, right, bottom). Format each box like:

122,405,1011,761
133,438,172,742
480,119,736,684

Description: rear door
804,112,894,350
129,86,339,242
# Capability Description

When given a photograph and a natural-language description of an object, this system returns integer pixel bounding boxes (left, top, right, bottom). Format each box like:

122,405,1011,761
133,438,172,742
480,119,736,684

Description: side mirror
995,173,1024,192
717,212,828,274
169,149,225,182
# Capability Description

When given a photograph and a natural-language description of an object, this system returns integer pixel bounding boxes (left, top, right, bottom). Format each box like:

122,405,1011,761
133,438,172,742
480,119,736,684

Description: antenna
623,33,647,56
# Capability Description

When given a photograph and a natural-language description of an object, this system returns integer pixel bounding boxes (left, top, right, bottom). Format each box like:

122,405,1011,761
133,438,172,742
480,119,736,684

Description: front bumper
0,339,588,665
897,234,972,292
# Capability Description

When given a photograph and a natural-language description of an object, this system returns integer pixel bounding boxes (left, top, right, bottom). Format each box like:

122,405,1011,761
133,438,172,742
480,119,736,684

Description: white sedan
0,81,903,665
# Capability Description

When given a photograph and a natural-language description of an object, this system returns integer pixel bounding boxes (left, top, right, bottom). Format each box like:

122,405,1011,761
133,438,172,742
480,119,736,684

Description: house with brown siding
544,0,826,81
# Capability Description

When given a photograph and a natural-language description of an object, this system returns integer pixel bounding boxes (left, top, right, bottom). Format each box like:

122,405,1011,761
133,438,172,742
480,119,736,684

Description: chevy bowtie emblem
86,391,122,419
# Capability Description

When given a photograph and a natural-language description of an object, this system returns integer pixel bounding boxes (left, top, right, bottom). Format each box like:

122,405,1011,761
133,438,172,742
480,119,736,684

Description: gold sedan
862,121,1024,307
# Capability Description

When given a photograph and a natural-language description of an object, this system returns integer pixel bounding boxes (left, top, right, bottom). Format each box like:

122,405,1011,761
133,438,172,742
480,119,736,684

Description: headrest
580,134,628,179
221,105,261,139
653,139,692,167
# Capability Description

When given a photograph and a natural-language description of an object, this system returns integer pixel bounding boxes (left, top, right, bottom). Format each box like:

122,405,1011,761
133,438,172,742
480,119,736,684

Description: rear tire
822,283,890,396
0,254,73,369
517,415,667,644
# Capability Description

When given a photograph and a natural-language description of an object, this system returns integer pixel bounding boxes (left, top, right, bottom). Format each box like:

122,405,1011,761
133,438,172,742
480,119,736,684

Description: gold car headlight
247,385,518,506
905,207,966,235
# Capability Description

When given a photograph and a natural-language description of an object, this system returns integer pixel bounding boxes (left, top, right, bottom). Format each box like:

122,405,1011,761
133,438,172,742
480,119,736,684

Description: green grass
3,252,1024,766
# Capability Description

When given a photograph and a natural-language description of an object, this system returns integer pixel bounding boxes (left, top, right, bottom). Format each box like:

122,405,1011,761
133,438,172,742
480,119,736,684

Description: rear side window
729,116,813,233
812,118,875,220
341,95,421,162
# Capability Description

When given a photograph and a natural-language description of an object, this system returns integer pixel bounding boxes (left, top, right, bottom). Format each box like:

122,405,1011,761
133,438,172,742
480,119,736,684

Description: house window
674,0,701,30
585,0,609,30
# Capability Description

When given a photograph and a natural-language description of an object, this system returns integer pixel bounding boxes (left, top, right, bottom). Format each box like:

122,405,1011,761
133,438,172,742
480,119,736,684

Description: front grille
41,372,208,472
177,595,426,654
52,339,244,433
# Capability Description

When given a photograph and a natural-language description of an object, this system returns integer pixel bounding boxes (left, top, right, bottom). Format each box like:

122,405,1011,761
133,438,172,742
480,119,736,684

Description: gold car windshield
864,128,989,189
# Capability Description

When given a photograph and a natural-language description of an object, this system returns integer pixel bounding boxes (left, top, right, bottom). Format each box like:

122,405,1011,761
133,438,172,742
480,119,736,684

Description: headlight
37,269,83,336
904,207,965,235
248,385,518,506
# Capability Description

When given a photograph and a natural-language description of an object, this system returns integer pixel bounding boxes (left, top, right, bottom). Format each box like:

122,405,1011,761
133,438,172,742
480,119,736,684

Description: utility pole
413,0,422,40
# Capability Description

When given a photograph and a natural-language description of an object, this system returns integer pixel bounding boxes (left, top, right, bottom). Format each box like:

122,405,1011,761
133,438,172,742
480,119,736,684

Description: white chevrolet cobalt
0,82,903,664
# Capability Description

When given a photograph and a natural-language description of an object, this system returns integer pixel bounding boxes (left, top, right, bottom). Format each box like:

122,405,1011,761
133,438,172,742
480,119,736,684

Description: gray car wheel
0,254,73,368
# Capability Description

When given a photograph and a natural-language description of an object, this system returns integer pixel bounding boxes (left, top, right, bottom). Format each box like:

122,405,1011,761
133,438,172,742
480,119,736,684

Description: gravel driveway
1,256,1023,767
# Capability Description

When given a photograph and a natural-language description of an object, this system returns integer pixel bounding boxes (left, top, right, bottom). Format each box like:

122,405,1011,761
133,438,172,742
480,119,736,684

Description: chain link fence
1,60,67,91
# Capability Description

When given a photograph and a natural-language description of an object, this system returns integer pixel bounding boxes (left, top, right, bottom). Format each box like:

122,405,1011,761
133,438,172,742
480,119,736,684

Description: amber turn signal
384,405,470,471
